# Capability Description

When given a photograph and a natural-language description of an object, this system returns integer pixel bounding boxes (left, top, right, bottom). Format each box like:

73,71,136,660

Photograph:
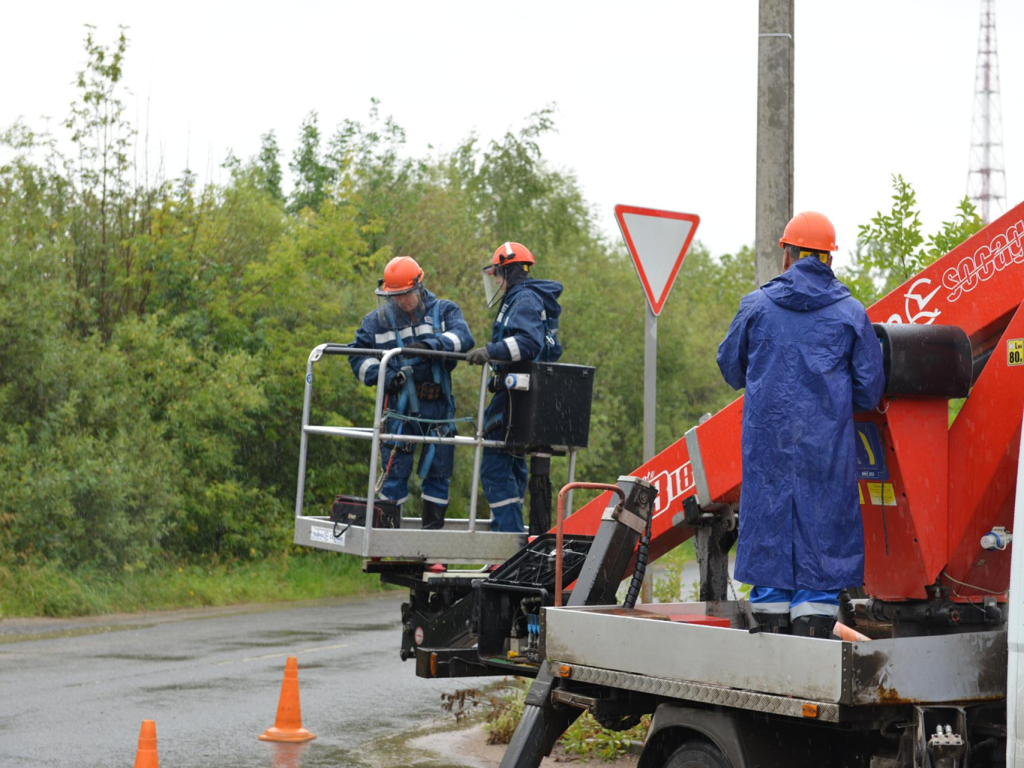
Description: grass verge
484,677,649,760
0,552,387,618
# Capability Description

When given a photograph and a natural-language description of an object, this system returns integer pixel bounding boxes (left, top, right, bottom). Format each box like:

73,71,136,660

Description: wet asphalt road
0,595,469,768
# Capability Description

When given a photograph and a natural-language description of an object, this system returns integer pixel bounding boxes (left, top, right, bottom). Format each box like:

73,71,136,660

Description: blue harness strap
417,301,455,480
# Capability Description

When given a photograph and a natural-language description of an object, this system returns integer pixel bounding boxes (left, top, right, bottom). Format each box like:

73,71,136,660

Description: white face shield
375,283,427,329
481,263,505,308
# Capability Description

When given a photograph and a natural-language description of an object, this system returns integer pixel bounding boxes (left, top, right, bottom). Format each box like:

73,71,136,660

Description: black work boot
792,615,838,639
421,500,447,530
752,612,791,635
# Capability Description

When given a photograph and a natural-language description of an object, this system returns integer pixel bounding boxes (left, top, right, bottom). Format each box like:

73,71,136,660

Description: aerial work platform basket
293,344,587,564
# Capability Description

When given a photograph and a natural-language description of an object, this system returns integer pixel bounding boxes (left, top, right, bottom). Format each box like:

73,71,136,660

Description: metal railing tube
303,425,505,448
554,482,625,608
565,450,578,517
294,357,316,518
467,365,491,533
363,347,404,557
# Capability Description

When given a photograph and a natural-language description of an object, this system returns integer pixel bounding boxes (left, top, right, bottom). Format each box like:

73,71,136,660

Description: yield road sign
614,204,700,316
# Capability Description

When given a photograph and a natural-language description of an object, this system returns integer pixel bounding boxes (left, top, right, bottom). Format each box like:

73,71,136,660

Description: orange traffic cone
259,656,316,743
133,720,159,768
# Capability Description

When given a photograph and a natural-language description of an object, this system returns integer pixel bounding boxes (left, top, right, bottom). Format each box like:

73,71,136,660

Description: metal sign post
644,304,657,466
614,204,701,602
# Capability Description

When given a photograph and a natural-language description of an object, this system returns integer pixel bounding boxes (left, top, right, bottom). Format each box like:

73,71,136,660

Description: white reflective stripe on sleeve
505,337,522,361
357,359,379,384
790,602,840,620
489,496,521,509
751,601,791,614
374,330,397,344
421,494,450,506
442,331,462,352
540,310,547,320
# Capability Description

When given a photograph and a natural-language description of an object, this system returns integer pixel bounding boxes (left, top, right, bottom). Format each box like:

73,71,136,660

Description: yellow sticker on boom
867,482,896,507
1010,339,1024,367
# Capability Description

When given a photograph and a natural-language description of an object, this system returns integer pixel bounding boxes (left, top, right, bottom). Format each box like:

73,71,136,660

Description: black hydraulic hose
622,510,653,610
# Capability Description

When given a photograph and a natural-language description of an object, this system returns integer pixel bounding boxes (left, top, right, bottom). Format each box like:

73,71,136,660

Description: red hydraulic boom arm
559,200,1024,603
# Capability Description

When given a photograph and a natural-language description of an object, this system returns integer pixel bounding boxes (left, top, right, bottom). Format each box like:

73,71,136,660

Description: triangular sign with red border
614,204,700,316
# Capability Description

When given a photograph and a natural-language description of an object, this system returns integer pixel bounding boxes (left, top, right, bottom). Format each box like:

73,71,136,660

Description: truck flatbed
543,601,1006,724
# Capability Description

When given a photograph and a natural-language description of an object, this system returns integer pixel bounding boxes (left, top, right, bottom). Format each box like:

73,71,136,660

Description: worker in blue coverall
349,256,475,529
465,242,563,533
717,212,885,638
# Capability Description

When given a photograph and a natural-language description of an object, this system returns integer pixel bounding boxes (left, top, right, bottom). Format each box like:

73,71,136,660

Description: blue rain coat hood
716,258,885,591
484,279,563,361
504,279,563,322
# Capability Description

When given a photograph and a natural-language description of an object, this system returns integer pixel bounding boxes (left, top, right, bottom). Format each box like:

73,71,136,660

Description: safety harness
380,301,459,482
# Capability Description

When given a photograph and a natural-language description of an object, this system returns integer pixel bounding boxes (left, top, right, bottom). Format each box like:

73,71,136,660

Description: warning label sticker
1009,339,1024,367
855,423,888,481
311,525,343,546
866,482,897,507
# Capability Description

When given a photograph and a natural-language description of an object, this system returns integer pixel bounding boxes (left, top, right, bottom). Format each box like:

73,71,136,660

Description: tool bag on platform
330,495,402,530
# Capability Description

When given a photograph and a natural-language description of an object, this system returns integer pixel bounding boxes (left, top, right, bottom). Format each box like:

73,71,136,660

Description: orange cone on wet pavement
133,720,159,768
259,656,316,743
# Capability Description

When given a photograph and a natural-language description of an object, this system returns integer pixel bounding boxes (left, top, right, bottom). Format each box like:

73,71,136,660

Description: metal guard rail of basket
554,482,626,607
296,343,503,557
297,343,581,557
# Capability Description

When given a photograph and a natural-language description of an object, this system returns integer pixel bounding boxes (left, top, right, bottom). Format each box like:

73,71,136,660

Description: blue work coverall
349,290,474,510
716,257,885,619
480,279,563,532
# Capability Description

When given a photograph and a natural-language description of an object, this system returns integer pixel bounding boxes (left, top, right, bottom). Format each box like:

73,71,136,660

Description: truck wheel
663,740,732,768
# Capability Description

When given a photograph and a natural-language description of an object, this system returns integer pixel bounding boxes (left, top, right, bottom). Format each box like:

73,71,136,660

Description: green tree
257,130,283,201
288,112,335,213
844,174,984,305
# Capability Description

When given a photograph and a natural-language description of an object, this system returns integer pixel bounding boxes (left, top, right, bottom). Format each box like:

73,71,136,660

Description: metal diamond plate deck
551,662,840,723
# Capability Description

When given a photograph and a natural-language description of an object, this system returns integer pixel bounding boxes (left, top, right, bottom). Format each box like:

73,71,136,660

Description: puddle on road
218,640,303,650
331,623,398,633
0,623,156,645
92,653,194,662
142,680,220,693
260,630,338,641
212,717,480,768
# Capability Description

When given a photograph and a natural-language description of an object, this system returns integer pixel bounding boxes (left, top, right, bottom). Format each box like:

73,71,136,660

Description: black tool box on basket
330,495,401,529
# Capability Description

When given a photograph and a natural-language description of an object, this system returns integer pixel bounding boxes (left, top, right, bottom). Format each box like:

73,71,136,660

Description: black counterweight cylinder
873,323,972,398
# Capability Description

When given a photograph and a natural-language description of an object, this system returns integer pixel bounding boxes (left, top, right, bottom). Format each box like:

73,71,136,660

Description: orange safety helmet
376,256,424,296
778,212,837,253
491,241,536,268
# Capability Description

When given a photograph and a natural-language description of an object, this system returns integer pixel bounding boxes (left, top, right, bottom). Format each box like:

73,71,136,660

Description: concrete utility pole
755,0,794,287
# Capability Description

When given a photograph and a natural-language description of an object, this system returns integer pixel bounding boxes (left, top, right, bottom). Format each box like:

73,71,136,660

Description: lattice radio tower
967,0,1007,223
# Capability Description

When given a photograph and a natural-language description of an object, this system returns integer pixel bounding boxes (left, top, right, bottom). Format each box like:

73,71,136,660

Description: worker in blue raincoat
465,242,563,533
717,212,885,638
349,256,475,529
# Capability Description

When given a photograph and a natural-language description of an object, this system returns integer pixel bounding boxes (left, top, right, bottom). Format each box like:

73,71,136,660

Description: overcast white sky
3,1,1021,270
